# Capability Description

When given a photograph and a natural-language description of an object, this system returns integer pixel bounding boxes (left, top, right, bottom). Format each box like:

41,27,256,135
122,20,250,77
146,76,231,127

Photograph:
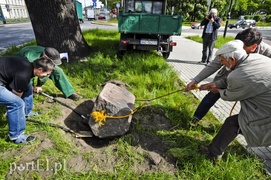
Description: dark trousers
208,114,240,156
202,34,216,63
193,92,221,120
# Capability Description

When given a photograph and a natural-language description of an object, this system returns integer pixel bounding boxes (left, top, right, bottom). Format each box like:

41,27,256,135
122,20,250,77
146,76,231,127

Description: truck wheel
162,52,170,59
117,50,125,59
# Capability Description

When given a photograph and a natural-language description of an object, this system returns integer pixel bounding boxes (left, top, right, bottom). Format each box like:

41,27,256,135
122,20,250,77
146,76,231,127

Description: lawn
0,29,269,179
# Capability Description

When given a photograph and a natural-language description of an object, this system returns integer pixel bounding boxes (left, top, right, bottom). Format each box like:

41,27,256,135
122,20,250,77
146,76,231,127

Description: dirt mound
6,97,178,178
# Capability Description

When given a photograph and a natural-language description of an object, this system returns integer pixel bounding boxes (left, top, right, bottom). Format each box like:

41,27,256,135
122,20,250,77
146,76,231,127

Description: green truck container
118,14,182,35
118,0,182,59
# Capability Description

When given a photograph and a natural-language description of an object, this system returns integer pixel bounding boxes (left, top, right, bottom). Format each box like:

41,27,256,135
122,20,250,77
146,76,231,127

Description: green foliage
258,0,271,14
244,15,250,19
253,14,262,22
266,15,271,22
164,0,271,22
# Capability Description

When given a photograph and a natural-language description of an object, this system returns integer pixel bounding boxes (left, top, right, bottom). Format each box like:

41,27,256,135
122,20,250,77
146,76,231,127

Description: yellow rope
91,103,148,127
230,101,238,116
91,85,200,127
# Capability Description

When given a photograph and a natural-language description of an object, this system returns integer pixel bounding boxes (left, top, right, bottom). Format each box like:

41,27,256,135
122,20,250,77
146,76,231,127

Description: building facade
0,0,28,20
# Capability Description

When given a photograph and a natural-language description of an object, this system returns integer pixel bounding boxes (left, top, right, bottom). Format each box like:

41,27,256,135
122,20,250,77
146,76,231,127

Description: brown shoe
198,145,222,163
67,93,81,101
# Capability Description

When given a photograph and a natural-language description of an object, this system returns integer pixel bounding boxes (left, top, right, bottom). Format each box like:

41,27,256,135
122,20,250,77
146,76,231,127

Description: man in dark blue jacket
200,8,221,64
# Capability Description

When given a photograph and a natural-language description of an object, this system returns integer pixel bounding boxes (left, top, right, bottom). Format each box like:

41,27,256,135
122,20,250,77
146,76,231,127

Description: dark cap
44,47,62,65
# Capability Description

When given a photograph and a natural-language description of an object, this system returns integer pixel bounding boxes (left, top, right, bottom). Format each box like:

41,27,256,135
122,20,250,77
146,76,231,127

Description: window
125,0,134,12
153,2,162,14
125,0,164,14
135,1,142,12
142,1,152,13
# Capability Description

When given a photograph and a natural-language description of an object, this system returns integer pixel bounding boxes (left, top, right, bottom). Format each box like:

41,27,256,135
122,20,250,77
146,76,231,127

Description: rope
230,101,238,116
91,85,200,127
91,103,148,127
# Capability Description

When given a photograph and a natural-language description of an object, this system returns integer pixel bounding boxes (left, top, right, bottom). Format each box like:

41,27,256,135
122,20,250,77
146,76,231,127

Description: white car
191,22,201,29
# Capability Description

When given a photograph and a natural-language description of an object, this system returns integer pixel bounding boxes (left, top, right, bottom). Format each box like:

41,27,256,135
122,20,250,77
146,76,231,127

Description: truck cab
118,0,182,59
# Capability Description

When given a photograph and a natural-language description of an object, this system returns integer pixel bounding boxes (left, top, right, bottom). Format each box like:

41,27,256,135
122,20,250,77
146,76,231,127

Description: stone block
89,82,135,138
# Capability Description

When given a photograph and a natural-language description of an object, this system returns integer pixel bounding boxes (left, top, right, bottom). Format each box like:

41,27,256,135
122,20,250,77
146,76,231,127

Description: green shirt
17,46,45,62
17,45,47,86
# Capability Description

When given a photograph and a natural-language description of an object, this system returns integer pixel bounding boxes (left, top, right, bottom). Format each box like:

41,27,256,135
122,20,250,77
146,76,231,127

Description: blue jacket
200,17,221,41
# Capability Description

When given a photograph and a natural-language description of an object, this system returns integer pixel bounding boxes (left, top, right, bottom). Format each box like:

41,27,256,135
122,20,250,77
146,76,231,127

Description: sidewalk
167,36,271,174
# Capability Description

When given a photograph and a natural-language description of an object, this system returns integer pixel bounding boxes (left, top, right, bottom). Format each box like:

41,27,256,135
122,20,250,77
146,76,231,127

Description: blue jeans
193,92,221,120
0,83,33,140
22,84,33,116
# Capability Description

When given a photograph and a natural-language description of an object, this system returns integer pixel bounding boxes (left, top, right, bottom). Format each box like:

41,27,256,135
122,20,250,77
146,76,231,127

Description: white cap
215,40,244,56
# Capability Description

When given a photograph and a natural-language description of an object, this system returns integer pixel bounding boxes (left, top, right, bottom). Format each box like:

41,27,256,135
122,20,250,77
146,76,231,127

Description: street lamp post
223,0,234,38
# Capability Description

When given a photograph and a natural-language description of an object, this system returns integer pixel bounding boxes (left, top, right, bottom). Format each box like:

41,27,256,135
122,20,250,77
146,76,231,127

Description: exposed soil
5,96,178,179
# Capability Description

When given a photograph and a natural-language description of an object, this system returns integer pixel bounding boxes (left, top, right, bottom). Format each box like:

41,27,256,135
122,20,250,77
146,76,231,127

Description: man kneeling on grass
0,56,55,144
196,40,271,162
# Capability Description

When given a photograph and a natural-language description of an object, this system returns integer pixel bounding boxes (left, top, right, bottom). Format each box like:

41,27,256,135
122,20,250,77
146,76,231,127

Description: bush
244,15,250,19
266,14,271,22
253,14,262,22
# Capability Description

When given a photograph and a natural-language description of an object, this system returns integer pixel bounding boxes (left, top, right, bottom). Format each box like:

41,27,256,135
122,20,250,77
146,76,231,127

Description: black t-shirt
0,56,34,93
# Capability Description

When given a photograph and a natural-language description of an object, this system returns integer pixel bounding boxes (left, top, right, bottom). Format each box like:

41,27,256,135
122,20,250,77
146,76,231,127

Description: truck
74,0,84,23
118,0,182,59
87,9,95,21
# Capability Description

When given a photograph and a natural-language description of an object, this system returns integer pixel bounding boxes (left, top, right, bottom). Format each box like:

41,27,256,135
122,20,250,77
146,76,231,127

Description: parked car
228,20,245,29
190,22,201,29
98,13,106,20
228,19,256,29
240,19,256,29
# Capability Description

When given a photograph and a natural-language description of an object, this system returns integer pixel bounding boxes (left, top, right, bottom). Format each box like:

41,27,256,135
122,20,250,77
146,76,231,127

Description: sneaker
26,111,40,118
198,61,206,64
198,145,222,163
190,117,200,127
67,93,81,101
12,134,35,144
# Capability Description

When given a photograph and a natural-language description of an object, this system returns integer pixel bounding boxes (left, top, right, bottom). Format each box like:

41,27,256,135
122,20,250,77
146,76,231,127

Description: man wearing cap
197,40,271,161
0,56,55,144
17,46,80,101
199,8,221,64
186,28,271,125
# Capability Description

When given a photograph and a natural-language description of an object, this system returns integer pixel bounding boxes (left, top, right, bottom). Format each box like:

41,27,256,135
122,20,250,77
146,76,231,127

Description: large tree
24,0,91,62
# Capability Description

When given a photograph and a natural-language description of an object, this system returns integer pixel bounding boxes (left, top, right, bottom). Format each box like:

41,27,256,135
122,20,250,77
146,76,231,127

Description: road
0,21,118,52
0,22,271,52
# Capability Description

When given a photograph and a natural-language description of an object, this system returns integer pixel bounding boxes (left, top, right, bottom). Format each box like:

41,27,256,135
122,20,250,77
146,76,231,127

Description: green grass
2,18,30,24
186,35,235,48
0,29,269,179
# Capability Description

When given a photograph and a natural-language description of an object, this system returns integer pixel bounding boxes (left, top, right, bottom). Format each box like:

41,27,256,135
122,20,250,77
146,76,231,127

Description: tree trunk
25,0,91,62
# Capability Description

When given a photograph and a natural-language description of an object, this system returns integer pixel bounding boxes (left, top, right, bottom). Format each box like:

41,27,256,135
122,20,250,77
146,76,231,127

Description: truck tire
162,52,170,59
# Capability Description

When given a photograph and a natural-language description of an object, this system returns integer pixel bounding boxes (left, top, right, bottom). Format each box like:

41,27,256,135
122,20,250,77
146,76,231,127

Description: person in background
199,8,221,64
17,46,80,101
0,56,55,144
196,40,271,161
186,28,271,125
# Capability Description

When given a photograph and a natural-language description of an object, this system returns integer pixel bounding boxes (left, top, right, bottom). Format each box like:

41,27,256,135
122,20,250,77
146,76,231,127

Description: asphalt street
1,21,271,53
